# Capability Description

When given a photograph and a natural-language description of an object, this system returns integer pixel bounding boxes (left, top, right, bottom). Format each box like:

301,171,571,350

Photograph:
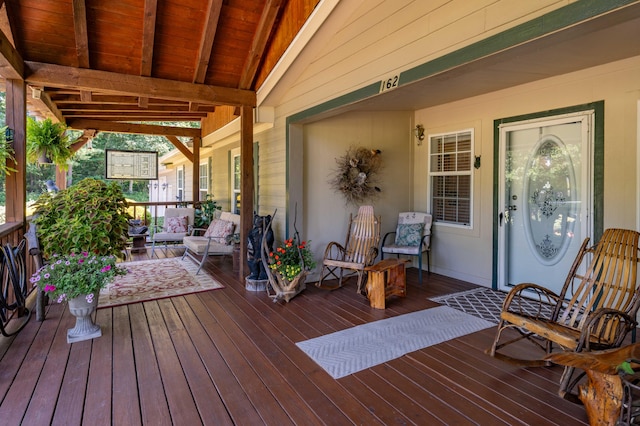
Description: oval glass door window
523,135,578,265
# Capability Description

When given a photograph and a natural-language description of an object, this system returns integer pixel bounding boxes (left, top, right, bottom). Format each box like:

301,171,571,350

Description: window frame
176,166,184,202
428,128,474,228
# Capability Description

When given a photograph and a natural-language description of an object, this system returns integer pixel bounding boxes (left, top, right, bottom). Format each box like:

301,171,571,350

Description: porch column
4,79,26,224
192,136,200,203
239,106,254,280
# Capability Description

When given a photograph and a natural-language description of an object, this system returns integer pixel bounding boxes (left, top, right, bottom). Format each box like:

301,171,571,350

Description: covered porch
0,251,588,425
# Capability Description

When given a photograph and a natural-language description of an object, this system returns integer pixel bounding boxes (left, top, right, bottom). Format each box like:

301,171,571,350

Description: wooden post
4,79,26,224
239,106,254,280
192,136,200,203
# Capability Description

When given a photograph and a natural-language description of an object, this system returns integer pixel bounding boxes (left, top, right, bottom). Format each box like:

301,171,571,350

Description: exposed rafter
239,0,285,89
193,0,223,84
25,62,256,108
66,118,201,138
139,0,158,108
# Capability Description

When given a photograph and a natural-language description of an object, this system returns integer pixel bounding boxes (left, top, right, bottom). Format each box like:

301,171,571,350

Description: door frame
492,101,604,289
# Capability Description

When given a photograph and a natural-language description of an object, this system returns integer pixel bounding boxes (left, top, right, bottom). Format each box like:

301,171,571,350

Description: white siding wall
414,55,640,285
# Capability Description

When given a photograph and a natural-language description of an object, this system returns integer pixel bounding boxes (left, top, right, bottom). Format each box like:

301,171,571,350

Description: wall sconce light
153,183,159,189
474,156,481,169
5,127,13,142
414,124,425,145
161,183,168,191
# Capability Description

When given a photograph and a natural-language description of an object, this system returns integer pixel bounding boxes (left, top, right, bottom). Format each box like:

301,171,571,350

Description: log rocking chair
488,228,640,401
316,205,381,293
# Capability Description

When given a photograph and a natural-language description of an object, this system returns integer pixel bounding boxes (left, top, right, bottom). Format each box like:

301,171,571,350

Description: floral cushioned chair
380,212,432,284
182,211,240,274
150,207,195,257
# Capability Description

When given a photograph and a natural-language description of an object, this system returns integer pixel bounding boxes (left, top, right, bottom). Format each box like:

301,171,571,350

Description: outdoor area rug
295,305,493,379
98,258,224,308
429,287,554,324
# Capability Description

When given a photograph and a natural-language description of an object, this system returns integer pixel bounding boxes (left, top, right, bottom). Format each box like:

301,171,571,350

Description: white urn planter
67,292,101,343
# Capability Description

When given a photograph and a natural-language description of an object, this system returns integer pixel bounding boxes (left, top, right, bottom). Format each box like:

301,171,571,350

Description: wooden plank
21,307,75,425
52,339,92,425
143,301,202,425
0,303,66,424
82,308,114,424
170,295,264,425
163,297,234,426
187,292,295,425
112,305,143,425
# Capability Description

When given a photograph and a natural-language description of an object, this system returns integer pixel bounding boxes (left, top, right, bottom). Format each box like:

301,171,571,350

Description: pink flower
44,284,56,292
100,265,111,273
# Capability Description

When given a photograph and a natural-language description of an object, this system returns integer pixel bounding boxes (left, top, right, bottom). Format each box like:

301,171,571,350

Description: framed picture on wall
105,149,158,180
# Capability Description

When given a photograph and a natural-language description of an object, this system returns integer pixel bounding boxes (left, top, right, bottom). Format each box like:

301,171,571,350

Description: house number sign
379,73,400,93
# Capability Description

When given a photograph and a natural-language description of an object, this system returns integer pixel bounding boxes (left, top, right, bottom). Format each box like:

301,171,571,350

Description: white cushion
184,236,234,255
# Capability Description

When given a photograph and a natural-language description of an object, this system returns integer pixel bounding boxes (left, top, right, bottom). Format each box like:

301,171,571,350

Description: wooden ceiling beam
193,0,223,84
28,89,65,123
50,94,190,106
63,112,208,120
58,103,216,112
25,61,256,107
239,0,285,89
0,27,23,80
165,135,193,163
72,0,89,68
66,118,202,138
139,0,158,108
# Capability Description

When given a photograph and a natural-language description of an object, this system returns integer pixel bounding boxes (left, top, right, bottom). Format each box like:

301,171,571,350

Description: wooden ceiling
0,0,317,134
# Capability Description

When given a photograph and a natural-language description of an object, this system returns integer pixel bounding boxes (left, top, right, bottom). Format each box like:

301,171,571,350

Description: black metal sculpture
247,213,274,280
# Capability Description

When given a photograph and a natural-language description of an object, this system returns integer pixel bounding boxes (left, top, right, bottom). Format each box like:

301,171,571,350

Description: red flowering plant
268,237,316,281
30,252,126,304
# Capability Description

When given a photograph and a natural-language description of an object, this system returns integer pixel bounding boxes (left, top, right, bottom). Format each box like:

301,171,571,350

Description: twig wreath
329,146,382,205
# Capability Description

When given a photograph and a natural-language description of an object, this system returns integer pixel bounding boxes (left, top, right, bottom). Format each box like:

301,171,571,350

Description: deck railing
127,200,199,231
0,200,201,327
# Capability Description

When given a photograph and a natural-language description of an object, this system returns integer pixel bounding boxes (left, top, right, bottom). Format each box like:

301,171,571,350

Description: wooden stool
365,259,408,309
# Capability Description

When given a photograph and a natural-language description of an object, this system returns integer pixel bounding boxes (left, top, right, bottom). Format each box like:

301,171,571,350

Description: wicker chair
488,228,640,401
316,205,381,293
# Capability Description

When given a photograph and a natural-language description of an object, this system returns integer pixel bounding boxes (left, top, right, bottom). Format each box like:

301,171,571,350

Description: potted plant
31,178,130,342
30,252,126,342
0,126,17,176
266,232,316,302
26,117,74,169
195,194,222,228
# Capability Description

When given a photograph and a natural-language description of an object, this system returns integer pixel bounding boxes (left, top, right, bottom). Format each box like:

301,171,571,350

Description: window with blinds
429,130,473,227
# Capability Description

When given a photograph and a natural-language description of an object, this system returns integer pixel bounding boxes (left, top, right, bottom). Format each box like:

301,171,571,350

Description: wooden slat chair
316,205,381,293
488,228,640,401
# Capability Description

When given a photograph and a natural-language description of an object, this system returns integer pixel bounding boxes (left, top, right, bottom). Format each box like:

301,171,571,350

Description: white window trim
428,128,474,229
199,161,209,192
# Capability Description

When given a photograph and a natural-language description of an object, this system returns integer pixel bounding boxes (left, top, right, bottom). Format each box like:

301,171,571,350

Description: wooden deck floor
0,249,589,425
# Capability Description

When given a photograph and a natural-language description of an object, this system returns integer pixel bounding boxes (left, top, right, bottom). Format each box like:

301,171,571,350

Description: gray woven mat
430,287,553,324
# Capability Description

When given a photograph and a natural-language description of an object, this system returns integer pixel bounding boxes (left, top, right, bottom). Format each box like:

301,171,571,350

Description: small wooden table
365,258,408,309
129,233,149,254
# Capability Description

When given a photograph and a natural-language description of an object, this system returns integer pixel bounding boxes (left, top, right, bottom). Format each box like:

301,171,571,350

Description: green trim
287,0,632,125
491,100,605,289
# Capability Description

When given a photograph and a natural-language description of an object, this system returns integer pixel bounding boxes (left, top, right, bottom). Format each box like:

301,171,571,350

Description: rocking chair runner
316,205,381,293
488,228,640,401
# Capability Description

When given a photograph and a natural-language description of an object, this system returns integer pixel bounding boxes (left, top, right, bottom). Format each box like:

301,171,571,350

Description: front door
497,112,593,294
